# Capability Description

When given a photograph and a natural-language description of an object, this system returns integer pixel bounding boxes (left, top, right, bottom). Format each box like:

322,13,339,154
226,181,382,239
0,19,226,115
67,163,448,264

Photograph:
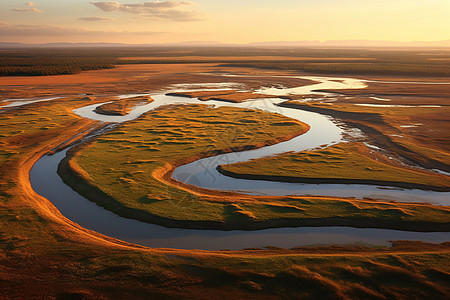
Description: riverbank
217,142,450,192
278,101,450,172
94,95,154,116
217,165,450,192
166,91,286,103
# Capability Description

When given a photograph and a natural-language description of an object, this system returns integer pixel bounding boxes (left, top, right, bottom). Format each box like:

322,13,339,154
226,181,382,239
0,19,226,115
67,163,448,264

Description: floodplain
1,47,449,299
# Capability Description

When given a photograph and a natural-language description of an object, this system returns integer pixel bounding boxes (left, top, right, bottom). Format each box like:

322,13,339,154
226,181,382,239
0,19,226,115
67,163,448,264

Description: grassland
1,61,449,298
219,142,450,191
222,61,450,77
2,47,450,77
118,48,450,77
279,101,450,173
58,104,450,231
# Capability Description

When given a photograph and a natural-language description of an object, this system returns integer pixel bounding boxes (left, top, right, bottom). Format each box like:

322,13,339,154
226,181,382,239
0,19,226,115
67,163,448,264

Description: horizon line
1,39,450,49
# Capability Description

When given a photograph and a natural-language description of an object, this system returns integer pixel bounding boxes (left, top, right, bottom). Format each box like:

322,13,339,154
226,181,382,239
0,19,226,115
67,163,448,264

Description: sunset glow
1,0,449,45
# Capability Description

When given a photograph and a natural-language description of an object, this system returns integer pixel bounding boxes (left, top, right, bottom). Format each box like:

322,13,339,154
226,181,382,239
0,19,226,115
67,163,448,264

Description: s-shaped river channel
30,75,450,250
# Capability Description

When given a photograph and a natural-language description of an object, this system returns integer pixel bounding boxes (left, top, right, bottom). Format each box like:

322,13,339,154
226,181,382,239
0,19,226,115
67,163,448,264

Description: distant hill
0,42,147,48
1,40,449,49
249,40,450,48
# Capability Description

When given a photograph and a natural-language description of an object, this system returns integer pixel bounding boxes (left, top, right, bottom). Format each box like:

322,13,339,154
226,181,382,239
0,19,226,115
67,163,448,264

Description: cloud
91,1,121,12
13,2,42,13
90,1,205,22
12,8,43,13
0,23,163,37
78,17,115,21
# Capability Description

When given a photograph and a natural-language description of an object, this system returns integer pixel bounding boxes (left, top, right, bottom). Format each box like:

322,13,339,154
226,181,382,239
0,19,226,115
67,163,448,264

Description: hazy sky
1,0,449,44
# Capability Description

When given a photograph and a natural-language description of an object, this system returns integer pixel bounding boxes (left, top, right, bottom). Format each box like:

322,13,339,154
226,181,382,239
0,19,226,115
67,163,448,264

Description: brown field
119,55,377,61
0,64,314,100
94,95,153,116
167,90,280,102
319,81,450,98
314,95,449,106
1,59,449,299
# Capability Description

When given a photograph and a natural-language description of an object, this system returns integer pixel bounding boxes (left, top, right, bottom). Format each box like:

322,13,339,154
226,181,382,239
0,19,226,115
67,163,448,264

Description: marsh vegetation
219,142,450,190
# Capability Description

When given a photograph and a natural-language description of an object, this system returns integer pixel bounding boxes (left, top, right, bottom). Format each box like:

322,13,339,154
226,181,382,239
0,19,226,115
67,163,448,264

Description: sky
0,0,449,44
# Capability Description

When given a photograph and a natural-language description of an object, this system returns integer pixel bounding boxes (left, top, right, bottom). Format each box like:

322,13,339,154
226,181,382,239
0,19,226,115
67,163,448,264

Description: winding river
30,75,450,250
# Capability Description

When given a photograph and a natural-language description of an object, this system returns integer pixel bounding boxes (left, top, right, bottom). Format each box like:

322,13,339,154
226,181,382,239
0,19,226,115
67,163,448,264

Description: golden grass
64,104,450,229
281,101,450,170
68,104,311,223
220,142,450,189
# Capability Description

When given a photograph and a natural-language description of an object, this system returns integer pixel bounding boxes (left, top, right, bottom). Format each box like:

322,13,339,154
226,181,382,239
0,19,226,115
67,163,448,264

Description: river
30,75,450,250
